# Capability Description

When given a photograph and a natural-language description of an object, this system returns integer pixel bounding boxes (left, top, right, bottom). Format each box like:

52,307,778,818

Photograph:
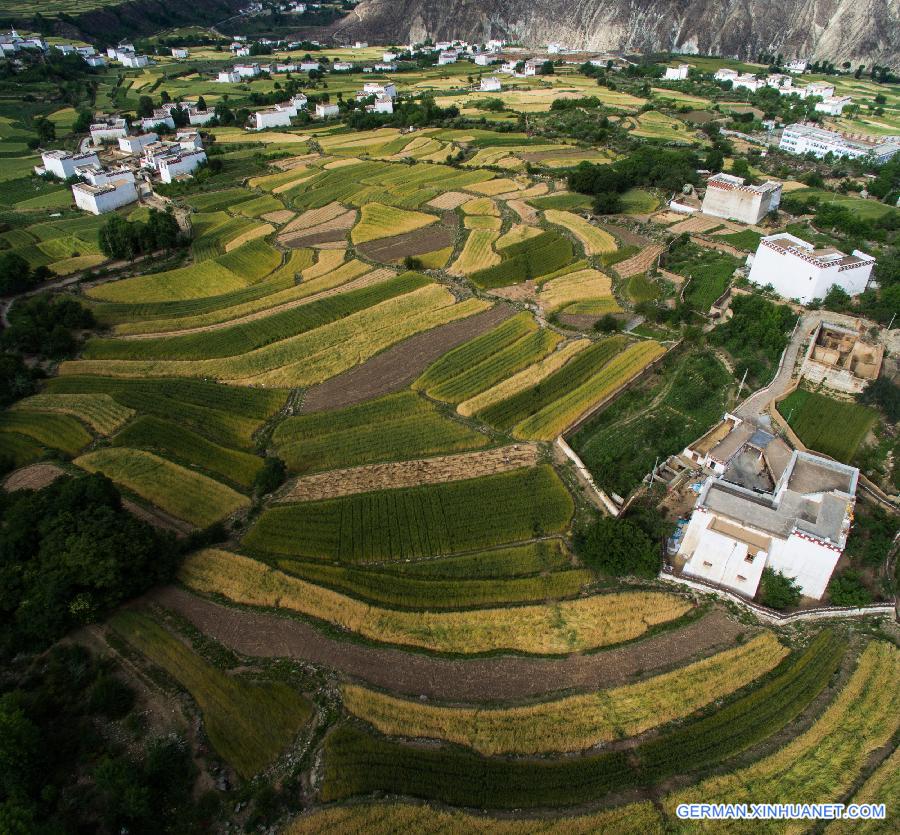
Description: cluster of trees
759,567,801,609
574,514,661,578
2,294,95,359
0,474,182,657
98,209,182,260
709,294,795,385
344,95,460,131
0,253,51,296
0,644,211,834
0,354,36,411
568,146,701,212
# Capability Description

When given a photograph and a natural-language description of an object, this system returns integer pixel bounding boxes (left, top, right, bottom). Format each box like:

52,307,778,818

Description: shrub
827,569,873,607
759,567,802,609
87,675,136,720
575,515,660,578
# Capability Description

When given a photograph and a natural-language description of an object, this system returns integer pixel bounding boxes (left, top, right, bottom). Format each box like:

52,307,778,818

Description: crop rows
668,640,899,826
781,388,878,462
10,393,134,436
341,632,787,755
45,376,286,449
383,540,571,579
82,273,429,361
273,391,490,475
76,448,250,527
181,549,691,654
319,631,846,808
244,465,574,562
539,268,621,314
351,203,438,244
478,337,628,430
470,230,574,289
0,410,92,456
110,610,312,779
452,228,501,274
112,416,263,489
543,210,618,255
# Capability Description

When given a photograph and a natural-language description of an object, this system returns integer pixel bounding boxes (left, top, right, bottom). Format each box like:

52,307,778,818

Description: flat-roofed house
72,178,138,214
158,149,207,183
41,149,101,180
90,118,129,143
814,95,852,116
747,232,875,304
118,132,158,154
480,76,501,92
664,64,690,80
701,173,782,224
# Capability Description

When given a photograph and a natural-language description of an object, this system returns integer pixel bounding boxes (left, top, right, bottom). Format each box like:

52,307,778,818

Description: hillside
331,0,900,65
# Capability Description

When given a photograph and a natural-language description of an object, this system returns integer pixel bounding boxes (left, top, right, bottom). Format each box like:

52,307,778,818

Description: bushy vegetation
98,208,183,260
575,515,660,578
2,293,95,359
759,567,802,610
780,388,878,462
0,474,179,656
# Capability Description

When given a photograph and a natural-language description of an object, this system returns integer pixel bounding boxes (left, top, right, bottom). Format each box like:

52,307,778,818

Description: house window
744,554,755,563
737,574,747,582
702,561,713,568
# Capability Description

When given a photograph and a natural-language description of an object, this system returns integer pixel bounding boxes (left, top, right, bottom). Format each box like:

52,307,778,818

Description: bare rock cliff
330,0,899,65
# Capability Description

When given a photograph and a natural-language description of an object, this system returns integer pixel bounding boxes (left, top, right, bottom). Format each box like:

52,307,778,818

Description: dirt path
117,268,395,340
150,586,752,702
300,303,516,412
279,444,539,503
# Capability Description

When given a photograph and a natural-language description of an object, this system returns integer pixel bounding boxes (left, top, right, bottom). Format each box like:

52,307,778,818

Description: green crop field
244,465,574,562
0,410,93,456
110,610,312,778
415,313,562,403
781,388,878,462
76,448,250,527
273,391,490,474
469,230,574,289
112,416,264,489
11,393,135,435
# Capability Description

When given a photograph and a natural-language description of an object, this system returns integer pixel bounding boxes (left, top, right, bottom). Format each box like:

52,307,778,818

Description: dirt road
151,586,751,702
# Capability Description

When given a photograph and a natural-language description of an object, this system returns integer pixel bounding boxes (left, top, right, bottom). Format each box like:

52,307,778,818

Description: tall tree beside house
137,95,154,118
98,210,182,260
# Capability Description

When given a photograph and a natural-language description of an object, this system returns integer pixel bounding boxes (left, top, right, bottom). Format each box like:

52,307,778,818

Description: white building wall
118,133,158,154
767,534,841,600
255,109,292,129
72,180,138,214
159,151,207,183
42,151,100,179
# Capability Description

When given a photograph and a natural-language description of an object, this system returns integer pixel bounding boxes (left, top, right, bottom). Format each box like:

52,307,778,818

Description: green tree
575,515,660,578
827,569,872,606
137,95,154,117
759,567,801,609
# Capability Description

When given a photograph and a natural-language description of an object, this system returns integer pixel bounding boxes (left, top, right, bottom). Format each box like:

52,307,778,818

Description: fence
659,567,896,625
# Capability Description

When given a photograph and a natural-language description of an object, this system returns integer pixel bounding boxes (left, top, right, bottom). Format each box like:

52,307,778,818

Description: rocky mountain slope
330,0,899,65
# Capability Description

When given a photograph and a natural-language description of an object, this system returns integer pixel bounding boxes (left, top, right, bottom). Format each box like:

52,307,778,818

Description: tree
592,192,622,214
704,148,724,172
73,108,93,133
758,567,801,609
137,95,154,117
32,117,55,144
196,95,207,111
575,515,660,578
254,457,286,497
857,378,900,423
827,569,872,606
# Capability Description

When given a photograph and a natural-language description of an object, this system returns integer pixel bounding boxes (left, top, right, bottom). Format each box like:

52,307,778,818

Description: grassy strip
110,610,312,779
76,448,250,527
273,391,490,475
667,640,899,827
276,559,592,609
180,549,691,655
243,465,574,563
342,632,787,755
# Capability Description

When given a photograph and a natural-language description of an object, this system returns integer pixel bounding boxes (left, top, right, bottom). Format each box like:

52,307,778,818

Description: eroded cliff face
330,0,899,65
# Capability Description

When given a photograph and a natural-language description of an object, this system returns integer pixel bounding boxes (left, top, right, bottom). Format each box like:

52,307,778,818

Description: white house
786,58,808,73
55,43,75,55
254,107,292,130
437,50,458,66
480,76,501,92
352,41,368,49
217,70,241,83
120,52,149,69
140,110,176,131
382,51,397,63
188,108,216,126
747,232,875,304
158,149,207,183
171,47,189,59
118,132,158,154
732,73,765,92
701,173,782,224
805,81,835,99
678,441,858,602
474,53,497,67
176,130,203,150
141,141,180,170
766,73,792,90
299,61,321,72
85,54,106,68
234,63,261,77
714,68,739,83
278,94,308,116
374,62,397,71
779,123,900,163
89,118,129,143
75,164,135,187
72,178,138,214
332,61,353,71
362,81,396,99
276,62,298,72
664,64,690,81
366,96,394,114
523,58,545,76
814,95,852,116
486,39,504,52
314,103,339,119
41,150,101,180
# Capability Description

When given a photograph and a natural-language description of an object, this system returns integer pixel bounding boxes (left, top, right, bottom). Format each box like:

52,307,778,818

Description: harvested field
351,203,438,245
464,215,502,230
539,268,619,314
507,198,539,225
303,249,346,279
279,444,540,502
3,462,65,492
489,280,537,304
281,202,346,234
651,210,687,225
356,220,456,263
598,222,652,248
461,197,499,215
496,224,543,249
278,209,356,247
668,215,723,234
151,585,751,701
468,178,522,196
300,304,515,411
614,243,665,278
427,191,471,210
121,498,193,536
